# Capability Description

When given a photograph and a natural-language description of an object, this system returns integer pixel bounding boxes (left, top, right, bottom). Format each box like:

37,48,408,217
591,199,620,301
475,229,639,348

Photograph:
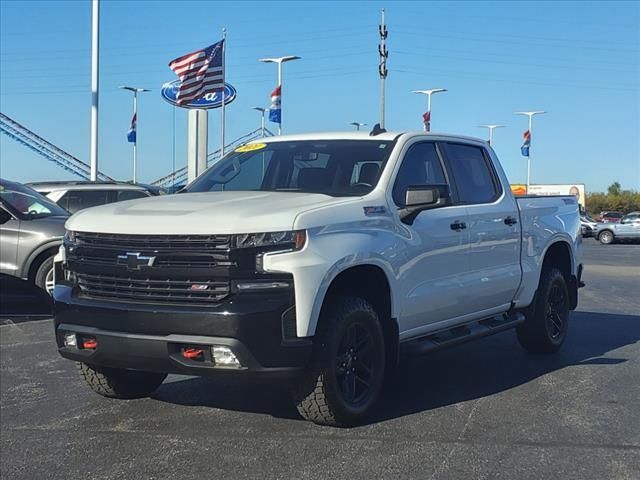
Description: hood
66,191,355,235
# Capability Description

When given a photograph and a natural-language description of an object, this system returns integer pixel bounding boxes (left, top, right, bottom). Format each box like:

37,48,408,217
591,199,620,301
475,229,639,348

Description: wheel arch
25,241,61,281
540,240,577,310
317,264,399,370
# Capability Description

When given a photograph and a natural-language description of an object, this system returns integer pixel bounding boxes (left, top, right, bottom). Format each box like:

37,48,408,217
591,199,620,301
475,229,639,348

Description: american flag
168,40,224,106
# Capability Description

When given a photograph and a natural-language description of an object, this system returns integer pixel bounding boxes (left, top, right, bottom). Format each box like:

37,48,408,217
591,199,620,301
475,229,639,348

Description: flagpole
527,114,532,189
515,111,546,191
90,0,100,181
132,91,137,182
221,28,227,157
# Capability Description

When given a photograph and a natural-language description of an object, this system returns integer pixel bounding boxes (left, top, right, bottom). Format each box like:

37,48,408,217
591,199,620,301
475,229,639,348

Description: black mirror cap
400,185,451,225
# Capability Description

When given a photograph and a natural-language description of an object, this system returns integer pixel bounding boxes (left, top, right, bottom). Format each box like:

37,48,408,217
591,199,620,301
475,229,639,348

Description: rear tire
598,230,614,245
293,296,386,427
517,267,570,353
34,255,55,295
78,363,167,399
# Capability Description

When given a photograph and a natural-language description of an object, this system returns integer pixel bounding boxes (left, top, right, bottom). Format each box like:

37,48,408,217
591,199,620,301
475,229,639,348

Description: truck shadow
152,310,640,425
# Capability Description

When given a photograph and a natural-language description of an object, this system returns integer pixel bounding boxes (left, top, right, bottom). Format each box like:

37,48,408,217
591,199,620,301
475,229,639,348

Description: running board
400,312,525,357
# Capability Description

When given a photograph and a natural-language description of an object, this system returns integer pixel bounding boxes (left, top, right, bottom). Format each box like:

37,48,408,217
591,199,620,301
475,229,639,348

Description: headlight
233,230,306,250
64,230,76,244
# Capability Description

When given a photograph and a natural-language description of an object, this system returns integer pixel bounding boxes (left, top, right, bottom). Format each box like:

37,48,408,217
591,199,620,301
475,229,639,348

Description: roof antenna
369,123,386,136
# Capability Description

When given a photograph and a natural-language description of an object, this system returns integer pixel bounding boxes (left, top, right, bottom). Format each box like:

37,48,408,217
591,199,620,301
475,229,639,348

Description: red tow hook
82,338,98,350
182,347,204,360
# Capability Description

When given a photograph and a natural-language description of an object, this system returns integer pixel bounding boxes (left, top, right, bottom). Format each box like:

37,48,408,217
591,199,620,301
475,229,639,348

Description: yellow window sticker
235,143,267,153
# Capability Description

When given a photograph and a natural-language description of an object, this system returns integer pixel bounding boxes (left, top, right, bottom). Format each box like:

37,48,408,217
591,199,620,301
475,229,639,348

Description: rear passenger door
441,142,521,315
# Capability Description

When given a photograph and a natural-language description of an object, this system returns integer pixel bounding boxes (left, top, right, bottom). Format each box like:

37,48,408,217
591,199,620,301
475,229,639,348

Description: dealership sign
160,80,237,109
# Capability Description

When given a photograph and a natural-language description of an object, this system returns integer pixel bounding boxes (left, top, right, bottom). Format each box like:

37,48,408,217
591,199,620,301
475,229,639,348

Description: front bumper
53,285,312,378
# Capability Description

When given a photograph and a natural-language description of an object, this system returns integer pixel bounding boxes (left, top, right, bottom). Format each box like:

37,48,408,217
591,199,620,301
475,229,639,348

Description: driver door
392,141,471,339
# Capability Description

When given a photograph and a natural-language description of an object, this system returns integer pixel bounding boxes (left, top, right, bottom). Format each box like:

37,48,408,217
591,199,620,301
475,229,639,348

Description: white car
53,130,583,426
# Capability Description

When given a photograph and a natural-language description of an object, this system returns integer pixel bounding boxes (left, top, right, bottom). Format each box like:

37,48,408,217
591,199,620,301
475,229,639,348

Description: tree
607,182,622,196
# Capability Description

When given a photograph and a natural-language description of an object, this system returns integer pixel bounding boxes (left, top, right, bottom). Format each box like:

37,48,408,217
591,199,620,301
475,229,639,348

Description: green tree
607,182,622,196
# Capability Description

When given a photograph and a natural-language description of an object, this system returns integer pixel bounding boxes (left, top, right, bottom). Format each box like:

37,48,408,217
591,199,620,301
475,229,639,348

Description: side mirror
400,185,451,225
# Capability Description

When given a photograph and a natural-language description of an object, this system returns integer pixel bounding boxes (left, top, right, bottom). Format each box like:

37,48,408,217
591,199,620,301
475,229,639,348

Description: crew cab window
392,142,446,206
116,190,148,202
443,143,500,204
59,190,109,213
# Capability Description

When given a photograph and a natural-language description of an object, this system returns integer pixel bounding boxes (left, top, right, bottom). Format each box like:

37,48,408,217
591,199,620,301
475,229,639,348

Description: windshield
0,181,68,219
186,140,394,196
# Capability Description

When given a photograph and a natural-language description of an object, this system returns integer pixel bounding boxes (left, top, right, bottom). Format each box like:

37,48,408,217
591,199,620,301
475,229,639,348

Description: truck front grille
66,233,233,306
76,273,230,306
71,232,233,269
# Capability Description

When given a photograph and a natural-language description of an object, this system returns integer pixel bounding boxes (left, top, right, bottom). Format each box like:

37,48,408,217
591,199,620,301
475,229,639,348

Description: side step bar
400,312,525,357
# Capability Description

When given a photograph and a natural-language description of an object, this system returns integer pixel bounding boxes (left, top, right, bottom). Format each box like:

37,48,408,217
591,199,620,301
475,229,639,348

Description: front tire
599,230,614,245
78,363,167,399
293,296,386,427
517,267,570,353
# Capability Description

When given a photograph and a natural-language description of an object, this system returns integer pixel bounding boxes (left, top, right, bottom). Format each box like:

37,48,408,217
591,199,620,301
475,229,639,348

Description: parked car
27,181,152,214
599,211,625,223
580,215,598,238
596,212,640,244
0,179,68,294
53,131,582,426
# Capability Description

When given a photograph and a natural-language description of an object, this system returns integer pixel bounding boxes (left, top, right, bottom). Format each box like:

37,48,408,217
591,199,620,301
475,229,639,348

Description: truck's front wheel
78,363,167,399
293,296,385,427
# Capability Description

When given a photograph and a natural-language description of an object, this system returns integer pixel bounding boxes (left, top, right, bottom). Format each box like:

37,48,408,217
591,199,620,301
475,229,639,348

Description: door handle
450,221,467,231
504,216,518,226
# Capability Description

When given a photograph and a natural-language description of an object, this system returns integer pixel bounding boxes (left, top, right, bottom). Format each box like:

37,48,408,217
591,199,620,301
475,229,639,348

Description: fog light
63,332,77,348
211,346,242,368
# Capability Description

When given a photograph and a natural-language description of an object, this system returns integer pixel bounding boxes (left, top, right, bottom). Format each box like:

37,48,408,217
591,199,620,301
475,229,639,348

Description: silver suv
27,181,153,214
0,179,68,293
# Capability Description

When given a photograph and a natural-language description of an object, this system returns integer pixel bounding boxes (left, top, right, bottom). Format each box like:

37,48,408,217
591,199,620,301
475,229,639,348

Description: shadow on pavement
0,274,52,322
152,310,640,424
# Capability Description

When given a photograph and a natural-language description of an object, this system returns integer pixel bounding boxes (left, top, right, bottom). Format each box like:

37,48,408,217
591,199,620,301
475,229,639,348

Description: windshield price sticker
235,143,267,153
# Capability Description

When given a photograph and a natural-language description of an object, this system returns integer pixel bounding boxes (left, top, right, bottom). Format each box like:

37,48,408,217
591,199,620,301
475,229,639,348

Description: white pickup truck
53,130,583,426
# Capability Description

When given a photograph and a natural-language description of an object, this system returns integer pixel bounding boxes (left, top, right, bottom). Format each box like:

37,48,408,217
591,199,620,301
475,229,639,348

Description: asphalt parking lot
1,240,639,479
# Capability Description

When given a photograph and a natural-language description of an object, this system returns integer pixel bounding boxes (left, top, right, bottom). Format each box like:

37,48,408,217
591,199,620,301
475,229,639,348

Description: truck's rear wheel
517,267,570,353
293,296,385,427
78,363,167,399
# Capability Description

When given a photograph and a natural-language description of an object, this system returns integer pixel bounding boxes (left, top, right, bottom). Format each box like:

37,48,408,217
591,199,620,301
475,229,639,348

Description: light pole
515,111,546,189
258,55,300,135
479,124,505,146
350,122,367,131
252,107,267,137
412,88,447,132
119,86,150,183
90,0,100,181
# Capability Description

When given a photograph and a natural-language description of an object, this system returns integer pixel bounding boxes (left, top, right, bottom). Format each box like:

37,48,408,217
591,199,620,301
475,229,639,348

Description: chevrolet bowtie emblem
117,252,156,270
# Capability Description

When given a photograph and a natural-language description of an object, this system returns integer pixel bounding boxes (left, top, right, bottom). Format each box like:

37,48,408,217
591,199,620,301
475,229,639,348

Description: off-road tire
34,255,54,295
517,267,570,353
598,230,614,245
293,296,386,427
78,362,167,399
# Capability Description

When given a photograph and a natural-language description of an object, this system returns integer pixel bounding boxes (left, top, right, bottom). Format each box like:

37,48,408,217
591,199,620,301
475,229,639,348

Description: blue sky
1,0,638,192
